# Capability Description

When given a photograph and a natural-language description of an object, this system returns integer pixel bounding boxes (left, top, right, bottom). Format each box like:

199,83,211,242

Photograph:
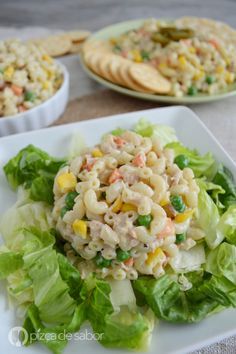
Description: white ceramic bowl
0,62,69,137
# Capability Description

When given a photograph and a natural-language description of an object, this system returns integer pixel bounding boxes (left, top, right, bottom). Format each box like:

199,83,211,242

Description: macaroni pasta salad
0,39,63,117
53,126,200,282
111,18,236,96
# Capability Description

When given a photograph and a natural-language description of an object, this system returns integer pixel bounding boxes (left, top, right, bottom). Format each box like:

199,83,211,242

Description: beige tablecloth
1,26,236,354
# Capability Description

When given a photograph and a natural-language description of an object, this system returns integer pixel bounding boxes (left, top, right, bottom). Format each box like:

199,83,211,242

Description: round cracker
83,51,105,76
129,63,171,93
97,54,122,84
69,42,82,54
108,56,127,85
38,35,71,57
66,30,91,43
82,39,111,55
118,61,155,93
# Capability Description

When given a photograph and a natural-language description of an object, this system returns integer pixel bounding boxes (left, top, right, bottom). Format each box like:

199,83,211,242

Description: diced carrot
158,218,175,238
209,39,219,49
11,84,23,96
113,136,126,147
132,152,146,167
18,105,26,113
108,168,122,184
124,257,134,267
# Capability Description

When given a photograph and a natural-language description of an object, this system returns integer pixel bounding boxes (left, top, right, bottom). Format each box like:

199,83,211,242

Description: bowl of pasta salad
1,107,236,354
0,39,69,136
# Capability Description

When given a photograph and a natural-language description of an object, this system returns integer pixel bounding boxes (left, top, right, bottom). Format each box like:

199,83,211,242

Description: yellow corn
42,80,50,89
189,46,196,54
121,203,137,212
42,54,53,63
216,65,224,74
175,209,194,223
193,70,205,80
132,50,142,63
110,38,117,45
4,66,14,81
73,220,87,239
57,172,77,193
158,62,167,69
146,248,166,266
225,71,234,84
160,198,169,207
92,148,103,158
178,55,187,67
112,196,123,213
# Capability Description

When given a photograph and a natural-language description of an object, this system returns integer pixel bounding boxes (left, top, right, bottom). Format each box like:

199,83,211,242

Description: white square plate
0,106,236,354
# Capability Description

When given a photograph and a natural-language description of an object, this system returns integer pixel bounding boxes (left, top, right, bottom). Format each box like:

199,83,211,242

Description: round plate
80,18,236,104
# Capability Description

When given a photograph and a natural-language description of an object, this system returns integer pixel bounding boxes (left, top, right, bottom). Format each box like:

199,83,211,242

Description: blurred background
1,0,235,30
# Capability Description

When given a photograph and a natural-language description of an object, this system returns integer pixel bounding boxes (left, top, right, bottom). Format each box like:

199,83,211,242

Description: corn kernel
73,219,87,238
42,54,53,63
193,70,205,80
146,248,166,266
42,80,50,89
92,148,103,158
175,209,194,223
110,38,117,45
4,66,14,81
112,196,123,213
178,55,187,67
132,50,142,63
225,71,234,84
121,203,137,212
160,199,169,207
189,46,196,54
57,172,77,193
216,65,224,74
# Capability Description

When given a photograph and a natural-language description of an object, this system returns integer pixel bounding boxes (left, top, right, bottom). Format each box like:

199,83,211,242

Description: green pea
24,90,36,102
206,76,214,84
174,154,189,170
187,86,198,96
116,249,131,262
141,50,150,61
94,253,112,268
113,44,121,53
65,191,78,210
137,214,153,228
170,195,186,213
61,206,69,219
175,233,186,244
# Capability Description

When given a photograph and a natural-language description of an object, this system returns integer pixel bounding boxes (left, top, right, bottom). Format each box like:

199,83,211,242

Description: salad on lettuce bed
0,119,236,353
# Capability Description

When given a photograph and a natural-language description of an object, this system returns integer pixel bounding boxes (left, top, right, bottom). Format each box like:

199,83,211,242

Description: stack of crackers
29,30,91,57
82,40,171,94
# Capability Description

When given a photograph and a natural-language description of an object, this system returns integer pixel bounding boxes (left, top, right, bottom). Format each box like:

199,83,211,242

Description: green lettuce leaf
206,242,236,285
216,205,236,245
82,276,154,351
3,144,65,204
166,142,216,178
134,118,178,145
198,178,225,210
212,165,236,208
0,252,23,279
23,302,86,354
133,275,218,323
195,180,221,249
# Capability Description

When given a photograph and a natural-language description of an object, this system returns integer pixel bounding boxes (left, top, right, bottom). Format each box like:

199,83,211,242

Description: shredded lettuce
3,145,65,204
195,180,221,249
169,244,205,273
134,118,178,145
213,164,236,208
216,205,236,245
